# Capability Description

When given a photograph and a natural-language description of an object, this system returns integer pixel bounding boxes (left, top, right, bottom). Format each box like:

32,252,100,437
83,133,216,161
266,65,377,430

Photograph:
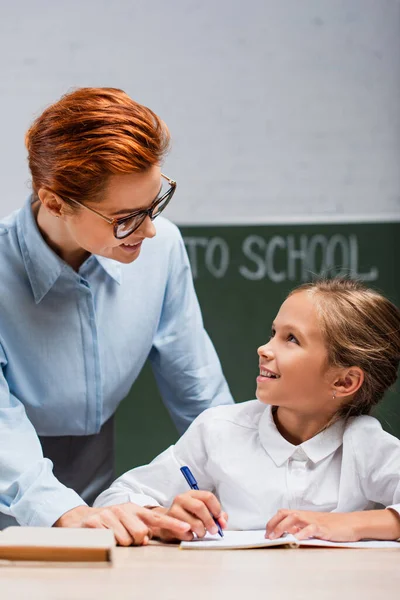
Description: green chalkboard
116,222,400,475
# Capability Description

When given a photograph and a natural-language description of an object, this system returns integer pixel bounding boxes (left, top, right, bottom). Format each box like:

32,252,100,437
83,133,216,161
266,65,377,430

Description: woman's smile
119,240,143,254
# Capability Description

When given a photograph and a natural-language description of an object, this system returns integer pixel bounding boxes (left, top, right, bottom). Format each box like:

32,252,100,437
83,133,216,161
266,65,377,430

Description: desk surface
1,544,399,600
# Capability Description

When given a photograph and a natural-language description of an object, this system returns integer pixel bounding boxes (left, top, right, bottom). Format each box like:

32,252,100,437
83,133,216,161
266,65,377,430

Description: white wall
0,0,399,224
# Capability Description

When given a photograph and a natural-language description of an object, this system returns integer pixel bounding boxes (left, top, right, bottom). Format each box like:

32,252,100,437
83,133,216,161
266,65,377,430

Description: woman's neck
34,202,90,271
273,406,333,445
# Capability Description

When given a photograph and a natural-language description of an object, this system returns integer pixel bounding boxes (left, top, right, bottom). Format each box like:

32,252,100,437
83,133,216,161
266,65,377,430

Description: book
0,527,115,562
180,530,400,550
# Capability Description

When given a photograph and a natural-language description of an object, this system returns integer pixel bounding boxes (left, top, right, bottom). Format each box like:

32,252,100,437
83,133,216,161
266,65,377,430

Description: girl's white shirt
94,401,400,529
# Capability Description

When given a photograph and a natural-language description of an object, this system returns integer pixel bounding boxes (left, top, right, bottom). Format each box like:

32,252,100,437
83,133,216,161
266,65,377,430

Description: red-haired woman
0,88,232,544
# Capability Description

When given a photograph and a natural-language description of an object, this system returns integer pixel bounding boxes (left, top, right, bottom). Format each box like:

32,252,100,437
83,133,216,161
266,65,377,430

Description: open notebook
0,527,115,562
181,530,400,550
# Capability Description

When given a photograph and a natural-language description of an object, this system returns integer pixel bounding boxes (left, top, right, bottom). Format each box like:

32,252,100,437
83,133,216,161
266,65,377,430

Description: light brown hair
289,278,400,419
25,87,170,207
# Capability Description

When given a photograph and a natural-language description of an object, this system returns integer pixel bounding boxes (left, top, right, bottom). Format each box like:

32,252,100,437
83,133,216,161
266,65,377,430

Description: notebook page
299,538,400,549
181,530,299,550
181,530,400,550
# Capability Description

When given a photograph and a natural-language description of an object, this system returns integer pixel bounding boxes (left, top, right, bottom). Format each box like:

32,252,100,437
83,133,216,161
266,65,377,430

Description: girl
95,278,400,544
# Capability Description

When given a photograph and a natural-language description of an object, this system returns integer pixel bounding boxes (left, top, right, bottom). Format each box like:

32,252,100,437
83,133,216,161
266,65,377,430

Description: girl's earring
332,390,337,401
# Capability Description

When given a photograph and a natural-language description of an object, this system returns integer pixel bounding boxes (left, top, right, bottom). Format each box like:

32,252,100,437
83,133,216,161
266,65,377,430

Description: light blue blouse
0,198,233,528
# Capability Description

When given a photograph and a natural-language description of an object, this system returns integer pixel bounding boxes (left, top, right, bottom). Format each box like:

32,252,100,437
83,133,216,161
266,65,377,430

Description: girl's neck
273,406,333,445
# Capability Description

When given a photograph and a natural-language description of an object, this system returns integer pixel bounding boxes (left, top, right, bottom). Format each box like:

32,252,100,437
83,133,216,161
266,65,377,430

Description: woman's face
256,291,335,417
60,165,163,264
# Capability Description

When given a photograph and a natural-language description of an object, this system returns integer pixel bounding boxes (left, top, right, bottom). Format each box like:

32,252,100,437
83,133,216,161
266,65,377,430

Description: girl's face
256,290,335,416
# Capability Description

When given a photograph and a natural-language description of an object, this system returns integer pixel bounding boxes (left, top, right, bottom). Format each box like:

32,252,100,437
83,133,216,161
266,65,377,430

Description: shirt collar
17,197,64,304
93,255,122,285
258,404,345,466
17,197,121,303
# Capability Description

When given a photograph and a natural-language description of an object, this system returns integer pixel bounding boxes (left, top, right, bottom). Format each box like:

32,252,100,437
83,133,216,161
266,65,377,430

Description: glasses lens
151,188,174,219
115,214,145,239
114,180,175,239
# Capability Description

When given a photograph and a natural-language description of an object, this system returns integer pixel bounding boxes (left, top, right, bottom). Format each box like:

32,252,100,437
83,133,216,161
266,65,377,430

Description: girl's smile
257,366,280,381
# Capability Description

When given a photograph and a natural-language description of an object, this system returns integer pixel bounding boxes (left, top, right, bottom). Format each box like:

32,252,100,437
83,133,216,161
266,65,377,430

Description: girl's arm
265,508,400,542
348,508,400,540
267,417,400,541
94,407,217,509
94,406,226,541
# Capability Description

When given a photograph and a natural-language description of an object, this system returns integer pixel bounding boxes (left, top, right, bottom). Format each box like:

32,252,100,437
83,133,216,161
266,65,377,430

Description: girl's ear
333,367,364,398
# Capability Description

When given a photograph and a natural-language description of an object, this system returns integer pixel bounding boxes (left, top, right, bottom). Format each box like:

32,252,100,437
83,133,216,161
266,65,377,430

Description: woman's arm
0,345,86,527
149,224,233,434
0,346,189,545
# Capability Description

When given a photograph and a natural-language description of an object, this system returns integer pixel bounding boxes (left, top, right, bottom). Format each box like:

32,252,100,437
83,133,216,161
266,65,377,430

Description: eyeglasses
63,173,176,240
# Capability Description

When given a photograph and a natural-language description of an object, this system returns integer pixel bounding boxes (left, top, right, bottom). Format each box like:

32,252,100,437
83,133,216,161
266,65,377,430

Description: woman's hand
151,490,228,542
53,503,191,546
265,509,360,542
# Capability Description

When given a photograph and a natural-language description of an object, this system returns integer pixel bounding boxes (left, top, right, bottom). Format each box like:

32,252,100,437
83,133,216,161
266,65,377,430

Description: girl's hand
265,509,360,542
151,490,228,542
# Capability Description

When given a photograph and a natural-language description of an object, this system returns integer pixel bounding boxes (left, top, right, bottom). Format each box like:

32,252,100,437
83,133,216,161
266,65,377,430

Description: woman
0,87,232,543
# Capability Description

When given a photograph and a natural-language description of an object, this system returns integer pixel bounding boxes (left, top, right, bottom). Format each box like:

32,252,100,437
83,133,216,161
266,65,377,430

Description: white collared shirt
95,401,400,529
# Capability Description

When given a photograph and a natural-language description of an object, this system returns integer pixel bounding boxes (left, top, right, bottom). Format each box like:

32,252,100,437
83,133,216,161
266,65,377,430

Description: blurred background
0,0,399,473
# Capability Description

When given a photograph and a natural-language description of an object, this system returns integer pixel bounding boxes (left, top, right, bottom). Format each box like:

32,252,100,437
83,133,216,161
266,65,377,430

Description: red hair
25,87,170,205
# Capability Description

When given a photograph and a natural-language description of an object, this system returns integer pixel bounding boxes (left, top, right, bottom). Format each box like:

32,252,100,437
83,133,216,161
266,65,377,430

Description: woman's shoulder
0,209,19,238
153,216,181,242
0,209,22,268
133,217,183,267
0,200,23,232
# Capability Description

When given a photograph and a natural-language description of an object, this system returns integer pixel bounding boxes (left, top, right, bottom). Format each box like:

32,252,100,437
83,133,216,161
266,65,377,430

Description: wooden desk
1,544,399,600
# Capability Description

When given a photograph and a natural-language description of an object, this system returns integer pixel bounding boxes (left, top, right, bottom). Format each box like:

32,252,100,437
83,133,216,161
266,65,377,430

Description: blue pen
180,466,224,537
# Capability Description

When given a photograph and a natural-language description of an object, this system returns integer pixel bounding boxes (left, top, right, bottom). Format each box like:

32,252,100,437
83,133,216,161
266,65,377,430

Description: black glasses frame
63,173,176,239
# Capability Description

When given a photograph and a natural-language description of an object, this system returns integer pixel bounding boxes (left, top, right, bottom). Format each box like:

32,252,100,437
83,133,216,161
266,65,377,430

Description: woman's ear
38,188,63,219
333,367,364,399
